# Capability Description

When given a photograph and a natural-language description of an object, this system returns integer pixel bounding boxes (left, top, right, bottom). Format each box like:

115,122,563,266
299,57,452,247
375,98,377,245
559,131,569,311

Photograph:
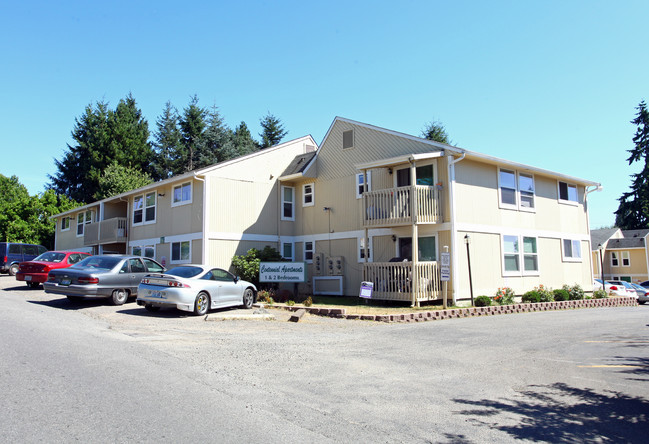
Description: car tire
144,304,160,312
242,288,254,309
111,289,128,305
27,282,39,289
639,301,646,305
194,292,210,316
9,264,19,276
67,295,82,302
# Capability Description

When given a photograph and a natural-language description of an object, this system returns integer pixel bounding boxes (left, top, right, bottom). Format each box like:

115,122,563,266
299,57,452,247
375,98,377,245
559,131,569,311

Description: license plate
61,279,71,286
25,276,32,281
150,291,163,298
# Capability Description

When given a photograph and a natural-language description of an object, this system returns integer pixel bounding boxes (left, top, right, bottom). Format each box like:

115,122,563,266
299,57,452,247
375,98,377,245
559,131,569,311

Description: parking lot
2,274,648,442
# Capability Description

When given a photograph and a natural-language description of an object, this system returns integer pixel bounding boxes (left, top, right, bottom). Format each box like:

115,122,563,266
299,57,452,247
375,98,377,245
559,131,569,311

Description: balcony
362,261,441,302
84,217,128,246
362,185,443,227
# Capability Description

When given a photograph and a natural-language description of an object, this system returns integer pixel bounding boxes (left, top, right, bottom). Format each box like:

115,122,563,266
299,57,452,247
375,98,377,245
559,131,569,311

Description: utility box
313,253,324,276
327,256,344,276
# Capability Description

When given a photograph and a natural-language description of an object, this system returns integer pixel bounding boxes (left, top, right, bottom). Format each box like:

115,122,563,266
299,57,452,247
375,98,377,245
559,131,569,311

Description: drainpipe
194,174,207,265
447,152,466,305
584,184,602,287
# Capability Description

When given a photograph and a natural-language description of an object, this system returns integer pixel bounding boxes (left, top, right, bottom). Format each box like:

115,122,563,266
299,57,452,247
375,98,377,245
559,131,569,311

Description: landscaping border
263,297,638,323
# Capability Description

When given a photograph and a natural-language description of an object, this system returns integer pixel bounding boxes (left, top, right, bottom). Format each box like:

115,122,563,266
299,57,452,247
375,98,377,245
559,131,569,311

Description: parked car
43,255,165,305
640,280,649,288
629,283,649,305
606,280,639,298
0,242,47,276
136,265,257,316
16,251,91,288
594,279,633,298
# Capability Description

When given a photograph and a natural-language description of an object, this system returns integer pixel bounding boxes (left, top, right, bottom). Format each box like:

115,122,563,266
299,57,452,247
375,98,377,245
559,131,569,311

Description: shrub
521,290,541,303
474,295,492,307
552,289,570,301
494,287,515,305
535,285,554,302
563,284,585,300
231,246,283,287
303,296,313,307
286,300,295,306
593,289,608,299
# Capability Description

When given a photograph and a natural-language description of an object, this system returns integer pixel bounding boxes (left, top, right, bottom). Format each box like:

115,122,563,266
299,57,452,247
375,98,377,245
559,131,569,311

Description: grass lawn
268,295,461,314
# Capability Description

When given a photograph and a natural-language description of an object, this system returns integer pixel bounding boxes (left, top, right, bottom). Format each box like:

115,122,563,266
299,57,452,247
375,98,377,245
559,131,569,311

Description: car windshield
34,252,66,263
165,266,203,278
73,256,122,271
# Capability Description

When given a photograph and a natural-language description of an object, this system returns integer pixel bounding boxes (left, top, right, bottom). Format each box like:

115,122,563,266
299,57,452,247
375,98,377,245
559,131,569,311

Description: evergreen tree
421,120,451,144
195,104,233,167
178,95,207,172
259,113,287,148
615,101,649,229
231,122,258,157
151,101,182,179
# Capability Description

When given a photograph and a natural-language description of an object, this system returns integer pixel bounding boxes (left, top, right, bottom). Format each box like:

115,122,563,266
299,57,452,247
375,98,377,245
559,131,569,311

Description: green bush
563,284,585,300
286,300,295,306
535,285,554,302
593,289,608,299
257,289,276,303
303,296,313,307
494,287,515,305
231,246,283,287
521,290,541,303
474,295,492,307
552,289,570,301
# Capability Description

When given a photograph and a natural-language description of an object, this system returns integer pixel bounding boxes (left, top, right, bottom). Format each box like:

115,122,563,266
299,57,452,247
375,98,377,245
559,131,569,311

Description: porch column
362,169,369,263
410,160,419,307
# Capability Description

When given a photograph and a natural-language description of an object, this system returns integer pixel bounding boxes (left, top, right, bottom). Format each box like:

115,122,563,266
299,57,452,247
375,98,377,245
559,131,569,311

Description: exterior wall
53,205,100,252
605,248,648,283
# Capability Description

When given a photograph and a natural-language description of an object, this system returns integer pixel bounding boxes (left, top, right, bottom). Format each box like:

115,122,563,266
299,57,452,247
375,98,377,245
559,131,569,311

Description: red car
16,251,91,288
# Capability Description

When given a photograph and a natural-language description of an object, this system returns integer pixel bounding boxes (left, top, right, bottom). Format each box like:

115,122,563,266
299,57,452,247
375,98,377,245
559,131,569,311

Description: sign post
441,247,450,309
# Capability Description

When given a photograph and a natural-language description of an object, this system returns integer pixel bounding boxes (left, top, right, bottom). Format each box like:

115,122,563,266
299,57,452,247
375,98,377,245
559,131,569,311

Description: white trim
497,167,536,212
61,216,70,232
561,238,583,262
313,275,344,295
358,236,373,262
171,181,193,207
132,191,157,226
622,251,631,267
170,240,191,264
281,185,295,221
132,244,156,259
356,172,371,199
304,241,314,263
501,234,539,277
282,242,294,261
455,222,591,242
558,181,579,206
302,183,315,207
611,251,619,267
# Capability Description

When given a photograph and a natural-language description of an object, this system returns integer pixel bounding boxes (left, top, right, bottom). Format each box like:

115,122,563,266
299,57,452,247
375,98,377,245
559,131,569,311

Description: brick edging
262,297,638,323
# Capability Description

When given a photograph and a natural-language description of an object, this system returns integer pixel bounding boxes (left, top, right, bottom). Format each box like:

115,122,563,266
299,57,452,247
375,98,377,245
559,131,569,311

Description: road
1,275,648,443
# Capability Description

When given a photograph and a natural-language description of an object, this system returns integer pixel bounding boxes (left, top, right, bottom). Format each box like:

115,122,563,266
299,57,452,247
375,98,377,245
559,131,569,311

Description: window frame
61,217,70,232
281,186,295,221
76,211,93,237
133,191,157,226
621,251,630,267
342,129,354,149
170,240,191,264
282,242,294,261
558,181,579,205
304,241,314,263
132,245,156,259
358,236,373,262
501,234,539,277
172,182,192,207
302,183,314,207
611,251,619,267
561,239,582,262
356,172,372,199
498,168,536,212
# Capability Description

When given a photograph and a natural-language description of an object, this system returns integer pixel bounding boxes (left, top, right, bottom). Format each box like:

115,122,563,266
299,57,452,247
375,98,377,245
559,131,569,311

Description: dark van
0,243,47,276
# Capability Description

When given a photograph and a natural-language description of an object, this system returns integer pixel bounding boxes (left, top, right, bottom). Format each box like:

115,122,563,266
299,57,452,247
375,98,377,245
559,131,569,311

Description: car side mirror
234,276,240,283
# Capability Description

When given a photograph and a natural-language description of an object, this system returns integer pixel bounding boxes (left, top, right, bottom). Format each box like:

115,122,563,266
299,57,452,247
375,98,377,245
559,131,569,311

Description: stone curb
258,296,638,323
205,313,276,321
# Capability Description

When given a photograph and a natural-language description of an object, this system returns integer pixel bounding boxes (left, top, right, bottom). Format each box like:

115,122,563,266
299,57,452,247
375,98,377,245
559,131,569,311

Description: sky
1,0,647,229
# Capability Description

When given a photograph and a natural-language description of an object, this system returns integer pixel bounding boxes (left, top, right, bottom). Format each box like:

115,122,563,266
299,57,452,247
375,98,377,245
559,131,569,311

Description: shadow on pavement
27,297,124,310
453,382,648,442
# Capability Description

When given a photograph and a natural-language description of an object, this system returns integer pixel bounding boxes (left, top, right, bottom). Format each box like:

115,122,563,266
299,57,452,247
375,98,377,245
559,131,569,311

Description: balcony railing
362,261,441,302
362,185,442,227
84,217,127,246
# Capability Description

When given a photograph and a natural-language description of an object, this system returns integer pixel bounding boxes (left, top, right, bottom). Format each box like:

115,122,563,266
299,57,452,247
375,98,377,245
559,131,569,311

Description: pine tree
615,101,649,229
195,104,232,168
152,101,182,179
231,122,258,157
259,113,287,148
421,120,451,144
178,95,207,172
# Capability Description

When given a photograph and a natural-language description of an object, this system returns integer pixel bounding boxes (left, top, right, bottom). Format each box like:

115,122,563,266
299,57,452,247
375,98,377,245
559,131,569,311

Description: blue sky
1,0,646,229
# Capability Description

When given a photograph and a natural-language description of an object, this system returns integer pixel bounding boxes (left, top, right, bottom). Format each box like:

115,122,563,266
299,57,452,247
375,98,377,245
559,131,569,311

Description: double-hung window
133,192,156,225
562,239,582,262
76,211,93,237
303,183,314,207
172,182,192,206
358,237,372,262
558,181,578,204
61,217,70,231
281,186,295,221
502,235,538,276
282,242,294,261
611,251,619,267
356,172,371,199
171,241,191,263
133,245,155,258
498,168,535,211
304,241,314,262
622,251,630,267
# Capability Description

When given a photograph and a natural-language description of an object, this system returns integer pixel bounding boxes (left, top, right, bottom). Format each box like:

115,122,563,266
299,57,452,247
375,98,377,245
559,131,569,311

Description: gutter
584,184,603,284
194,173,207,265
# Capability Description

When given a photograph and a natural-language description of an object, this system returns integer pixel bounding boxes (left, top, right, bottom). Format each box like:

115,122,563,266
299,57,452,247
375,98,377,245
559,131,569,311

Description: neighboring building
52,117,600,304
591,228,649,284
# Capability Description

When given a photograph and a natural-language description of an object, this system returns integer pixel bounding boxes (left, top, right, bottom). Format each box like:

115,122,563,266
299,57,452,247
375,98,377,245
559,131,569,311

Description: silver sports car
44,255,165,305
136,265,257,315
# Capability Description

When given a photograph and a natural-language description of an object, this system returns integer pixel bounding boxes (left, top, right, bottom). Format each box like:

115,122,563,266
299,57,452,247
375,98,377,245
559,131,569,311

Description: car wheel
144,304,160,312
111,289,129,305
9,264,19,276
27,282,39,289
194,292,210,316
639,301,646,305
242,288,254,309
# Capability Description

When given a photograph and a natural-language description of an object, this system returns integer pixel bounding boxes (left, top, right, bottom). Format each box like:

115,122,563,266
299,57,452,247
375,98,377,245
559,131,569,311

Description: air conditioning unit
327,256,344,276
313,253,324,276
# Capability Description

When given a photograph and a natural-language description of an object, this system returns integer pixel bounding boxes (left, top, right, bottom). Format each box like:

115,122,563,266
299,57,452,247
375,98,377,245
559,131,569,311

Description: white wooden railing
84,217,128,246
362,185,442,227
362,261,441,302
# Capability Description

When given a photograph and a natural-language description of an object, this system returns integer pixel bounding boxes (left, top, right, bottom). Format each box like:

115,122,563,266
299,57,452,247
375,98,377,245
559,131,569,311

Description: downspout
584,184,602,287
447,152,466,305
194,174,207,265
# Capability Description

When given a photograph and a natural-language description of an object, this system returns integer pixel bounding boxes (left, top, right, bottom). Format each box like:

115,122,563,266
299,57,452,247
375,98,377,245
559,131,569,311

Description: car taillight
168,281,190,288
610,285,618,290
78,277,99,284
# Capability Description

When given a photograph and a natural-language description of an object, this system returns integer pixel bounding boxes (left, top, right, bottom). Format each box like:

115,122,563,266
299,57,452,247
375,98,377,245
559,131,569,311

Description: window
622,251,630,267
133,245,155,259
281,186,295,221
76,211,93,237
611,252,619,267
558,182,578,204
133,192,156,225
397,236,437,261
359,237,372,262
356,172,371,199
304,241,313,262
303,183,314,207
499,168,535,211
171,241,191,263
562,239,582,262
343,129,354,149
61,217,70,231
282,242,294,261
173,182,192,206
502,235,538,275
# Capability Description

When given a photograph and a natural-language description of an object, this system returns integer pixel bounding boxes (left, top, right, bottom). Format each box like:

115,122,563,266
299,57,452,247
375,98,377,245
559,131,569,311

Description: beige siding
606,248,649,282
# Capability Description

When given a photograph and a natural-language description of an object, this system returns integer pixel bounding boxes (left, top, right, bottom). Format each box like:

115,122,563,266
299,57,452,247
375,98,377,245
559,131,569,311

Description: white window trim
498,168,536,213
558,181,579,206
76,211,93,238
302,183,315,207
621,251,630,267
611,251,619,267
170,240,191,264
282,242,294,261
303,241,314,263
356,172,372,199
561,239,582,262
133,191,157,226
133,244,156,259
501,234,539,277
281,186,295,221
358,236,373,263
61,217,70,232
172,182,193,207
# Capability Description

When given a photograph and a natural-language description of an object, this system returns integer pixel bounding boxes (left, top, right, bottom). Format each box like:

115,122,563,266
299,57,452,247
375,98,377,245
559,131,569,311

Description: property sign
440,252,451,282
259,262,306,282
359,281,374,299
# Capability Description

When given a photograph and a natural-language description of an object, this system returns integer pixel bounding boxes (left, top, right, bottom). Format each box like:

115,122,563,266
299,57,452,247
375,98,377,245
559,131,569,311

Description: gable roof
280,151,317,179
590,228,622,250
607,229,649,249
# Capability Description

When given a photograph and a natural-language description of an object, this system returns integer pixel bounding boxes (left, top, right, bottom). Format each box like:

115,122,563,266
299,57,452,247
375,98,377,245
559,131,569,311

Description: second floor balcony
84,217,128,246
362,185,443,227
